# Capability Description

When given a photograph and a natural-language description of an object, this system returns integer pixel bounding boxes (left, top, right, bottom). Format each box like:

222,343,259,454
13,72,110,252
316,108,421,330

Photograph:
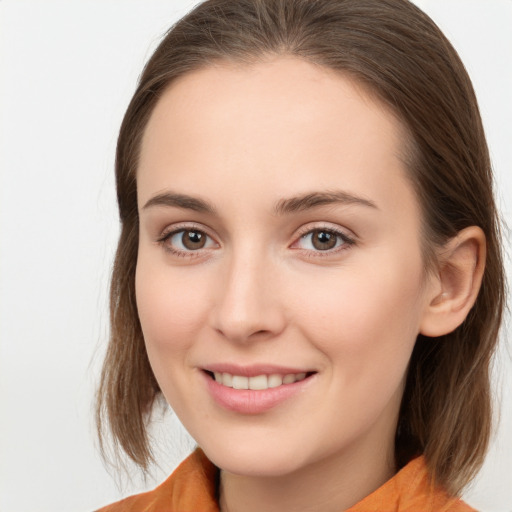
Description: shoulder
95,449,219,512
346,456,477,512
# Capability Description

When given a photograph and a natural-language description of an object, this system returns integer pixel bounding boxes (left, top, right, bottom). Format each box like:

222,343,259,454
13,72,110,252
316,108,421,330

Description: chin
198,435,314,477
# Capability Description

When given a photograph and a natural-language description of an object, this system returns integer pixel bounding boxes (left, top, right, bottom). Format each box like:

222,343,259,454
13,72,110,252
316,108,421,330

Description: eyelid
293,222,355,239
155,221,355,258
290,223,357,254
157,222,220,257
157,221,216,240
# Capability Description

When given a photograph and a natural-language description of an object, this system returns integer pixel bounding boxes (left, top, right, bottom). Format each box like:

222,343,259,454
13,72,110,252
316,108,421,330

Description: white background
0,1,511,511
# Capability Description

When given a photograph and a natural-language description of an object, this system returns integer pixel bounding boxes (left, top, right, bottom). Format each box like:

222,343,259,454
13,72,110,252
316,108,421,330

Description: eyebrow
142,192,217,214
142,189,378,215
273,190,378,215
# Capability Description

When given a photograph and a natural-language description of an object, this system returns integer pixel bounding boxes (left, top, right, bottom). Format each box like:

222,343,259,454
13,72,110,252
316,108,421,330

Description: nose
209,248,287,344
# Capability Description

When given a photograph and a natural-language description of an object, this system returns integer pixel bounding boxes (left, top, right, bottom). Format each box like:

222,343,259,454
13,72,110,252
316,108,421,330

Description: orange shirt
96,449,476,512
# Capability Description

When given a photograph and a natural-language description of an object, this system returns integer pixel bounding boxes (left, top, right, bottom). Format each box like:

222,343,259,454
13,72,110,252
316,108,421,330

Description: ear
420,226,486,337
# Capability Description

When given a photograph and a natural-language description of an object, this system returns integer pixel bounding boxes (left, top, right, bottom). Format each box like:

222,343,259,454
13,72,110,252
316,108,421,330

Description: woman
96,0,505,510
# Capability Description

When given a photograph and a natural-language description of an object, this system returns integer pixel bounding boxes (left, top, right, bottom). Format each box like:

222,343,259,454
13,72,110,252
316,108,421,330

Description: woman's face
136,57,437,477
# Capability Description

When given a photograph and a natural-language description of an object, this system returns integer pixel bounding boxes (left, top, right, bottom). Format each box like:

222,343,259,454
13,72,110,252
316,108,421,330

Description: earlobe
420,226,486,337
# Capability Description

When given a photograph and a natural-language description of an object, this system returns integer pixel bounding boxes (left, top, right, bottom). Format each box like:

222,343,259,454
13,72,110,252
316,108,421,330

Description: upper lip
201,363,315,377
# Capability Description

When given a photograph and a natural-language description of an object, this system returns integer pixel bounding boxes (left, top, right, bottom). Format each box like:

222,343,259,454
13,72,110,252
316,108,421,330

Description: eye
293,227,355,253
158,228,217,255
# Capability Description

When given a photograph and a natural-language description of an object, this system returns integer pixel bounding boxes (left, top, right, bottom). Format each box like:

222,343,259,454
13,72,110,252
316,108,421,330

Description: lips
201,365,316,414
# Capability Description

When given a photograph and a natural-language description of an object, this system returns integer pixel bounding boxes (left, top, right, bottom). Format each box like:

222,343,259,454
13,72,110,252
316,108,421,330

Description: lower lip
203,372,315,414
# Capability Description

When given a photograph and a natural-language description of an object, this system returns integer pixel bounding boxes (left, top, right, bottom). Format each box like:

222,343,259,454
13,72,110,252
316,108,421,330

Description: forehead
138,57,415,217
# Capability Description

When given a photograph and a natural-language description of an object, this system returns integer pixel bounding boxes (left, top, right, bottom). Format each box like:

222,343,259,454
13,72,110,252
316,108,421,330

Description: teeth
232,375,249,389
268,374,283,388
283,374,296,384
249,374,267,390
212,371,308,390
222,373,233,387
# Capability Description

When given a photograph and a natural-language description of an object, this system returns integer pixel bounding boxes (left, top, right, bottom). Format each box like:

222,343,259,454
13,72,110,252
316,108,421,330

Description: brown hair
96,0,505,495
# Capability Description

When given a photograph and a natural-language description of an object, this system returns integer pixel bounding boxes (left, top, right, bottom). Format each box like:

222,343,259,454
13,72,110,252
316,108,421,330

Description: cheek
135,256,218,414
135,258,210,358
291,255,426,442
294,252,426,378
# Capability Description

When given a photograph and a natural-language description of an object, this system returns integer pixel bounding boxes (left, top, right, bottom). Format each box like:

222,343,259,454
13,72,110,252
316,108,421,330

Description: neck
218,440,395,512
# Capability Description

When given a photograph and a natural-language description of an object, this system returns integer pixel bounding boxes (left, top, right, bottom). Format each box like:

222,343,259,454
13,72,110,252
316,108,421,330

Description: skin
135,57,479,512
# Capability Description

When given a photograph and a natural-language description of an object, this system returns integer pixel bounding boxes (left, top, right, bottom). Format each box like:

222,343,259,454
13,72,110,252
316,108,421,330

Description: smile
211,371,309,390
202,366,317,414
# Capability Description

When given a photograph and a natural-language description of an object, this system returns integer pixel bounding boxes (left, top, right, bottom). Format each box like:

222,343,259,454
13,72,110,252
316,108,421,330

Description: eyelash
156,224,356,259
157,223,217,259
291,225,356,258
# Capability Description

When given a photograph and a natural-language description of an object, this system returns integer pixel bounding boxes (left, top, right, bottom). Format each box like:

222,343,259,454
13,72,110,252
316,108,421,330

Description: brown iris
310,230,338,250
182,230,207,250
